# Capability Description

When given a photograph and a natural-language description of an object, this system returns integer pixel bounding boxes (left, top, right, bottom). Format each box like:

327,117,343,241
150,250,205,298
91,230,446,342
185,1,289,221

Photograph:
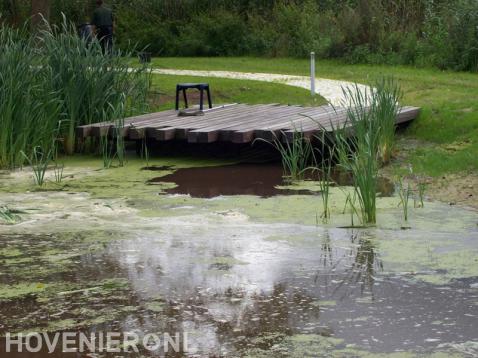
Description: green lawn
150,74,327,111
148,57,478,177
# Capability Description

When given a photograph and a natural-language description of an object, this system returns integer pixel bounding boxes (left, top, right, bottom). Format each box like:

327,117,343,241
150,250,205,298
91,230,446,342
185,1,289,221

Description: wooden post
310,51,316,96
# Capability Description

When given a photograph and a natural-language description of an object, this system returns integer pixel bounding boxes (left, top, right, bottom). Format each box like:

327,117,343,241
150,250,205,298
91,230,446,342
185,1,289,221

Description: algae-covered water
0,157,477,357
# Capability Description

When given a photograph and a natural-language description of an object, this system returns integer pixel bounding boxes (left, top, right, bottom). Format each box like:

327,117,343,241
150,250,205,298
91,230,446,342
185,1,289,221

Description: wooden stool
175,83,212,111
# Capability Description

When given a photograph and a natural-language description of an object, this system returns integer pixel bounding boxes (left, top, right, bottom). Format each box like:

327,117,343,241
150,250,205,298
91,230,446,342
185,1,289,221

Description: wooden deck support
76,104,420,146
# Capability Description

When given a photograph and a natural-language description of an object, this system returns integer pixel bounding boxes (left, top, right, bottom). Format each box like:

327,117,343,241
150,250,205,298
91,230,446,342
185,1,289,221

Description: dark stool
175,83,212,111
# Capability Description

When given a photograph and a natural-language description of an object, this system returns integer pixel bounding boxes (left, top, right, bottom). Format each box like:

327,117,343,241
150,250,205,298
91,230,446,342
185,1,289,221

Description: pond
0,159,477,357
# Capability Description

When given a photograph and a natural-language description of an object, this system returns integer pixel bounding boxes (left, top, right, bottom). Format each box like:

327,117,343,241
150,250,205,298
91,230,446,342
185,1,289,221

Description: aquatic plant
331,85,380,224
0,18,151,167
255,129,314,181
398,179,412,222
141,138,150,167
100,133,113,170
374,77,402,165
0,26,61,168
417,181,427,208
315,134,335,222
53,162,64,183
20,147,52,186
0,206,21,225
329,78,402,224
113,97,127,167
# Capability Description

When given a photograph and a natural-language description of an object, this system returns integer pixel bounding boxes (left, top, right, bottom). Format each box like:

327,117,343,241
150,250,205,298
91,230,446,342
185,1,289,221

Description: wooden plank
188,105,306,143
128,104,244,139
151,104,281,141
281,106,421,142
253,106,340,141
86,104,239,138
229,106,337,144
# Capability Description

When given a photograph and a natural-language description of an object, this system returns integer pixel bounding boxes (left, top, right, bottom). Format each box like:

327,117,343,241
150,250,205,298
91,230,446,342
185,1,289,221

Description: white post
310,51,315,96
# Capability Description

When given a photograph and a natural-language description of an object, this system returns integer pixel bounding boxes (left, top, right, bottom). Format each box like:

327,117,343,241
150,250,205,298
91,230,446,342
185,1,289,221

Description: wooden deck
76,104,420,144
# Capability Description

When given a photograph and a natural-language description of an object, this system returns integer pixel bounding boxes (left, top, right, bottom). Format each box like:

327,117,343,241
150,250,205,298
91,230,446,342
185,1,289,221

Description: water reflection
0,223,477,356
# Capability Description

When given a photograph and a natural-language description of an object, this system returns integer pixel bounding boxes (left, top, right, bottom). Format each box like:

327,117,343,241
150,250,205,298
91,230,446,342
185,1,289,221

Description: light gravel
152,68,370,106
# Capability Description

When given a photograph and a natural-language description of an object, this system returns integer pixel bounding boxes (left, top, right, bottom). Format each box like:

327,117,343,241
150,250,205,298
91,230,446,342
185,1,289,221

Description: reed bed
0,19,151,169
255,129,314,181
330,79,402,224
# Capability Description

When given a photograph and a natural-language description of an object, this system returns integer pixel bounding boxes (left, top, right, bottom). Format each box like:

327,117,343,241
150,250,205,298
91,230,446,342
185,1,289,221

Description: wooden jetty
76,104,420,144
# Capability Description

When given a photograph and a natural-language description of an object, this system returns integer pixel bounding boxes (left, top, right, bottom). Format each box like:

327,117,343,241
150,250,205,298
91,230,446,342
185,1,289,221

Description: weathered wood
188,105,305,143
76,104,421,148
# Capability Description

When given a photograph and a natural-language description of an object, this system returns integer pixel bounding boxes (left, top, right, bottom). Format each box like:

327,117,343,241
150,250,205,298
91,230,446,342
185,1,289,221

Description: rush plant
255,129,314,181
20,146,52,186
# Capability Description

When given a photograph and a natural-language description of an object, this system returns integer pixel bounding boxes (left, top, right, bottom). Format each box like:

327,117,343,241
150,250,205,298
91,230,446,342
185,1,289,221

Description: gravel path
152,68,370,106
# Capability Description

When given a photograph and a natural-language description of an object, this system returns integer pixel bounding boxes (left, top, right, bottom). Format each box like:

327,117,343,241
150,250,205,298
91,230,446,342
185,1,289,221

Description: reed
398,179,411,221
332,85,380,224
53,162,64,183
315,134,335,222
329,78,402,224
0,18,151,168
255,129,313,181
0,26,61,168
373,77,402,165
20,146,51,186
0,206,21,225
417,182,427,208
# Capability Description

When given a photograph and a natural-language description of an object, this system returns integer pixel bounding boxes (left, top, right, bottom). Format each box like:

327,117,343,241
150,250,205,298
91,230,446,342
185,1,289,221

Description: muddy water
0,161,477,357
1,222,477,357
149,164,395,198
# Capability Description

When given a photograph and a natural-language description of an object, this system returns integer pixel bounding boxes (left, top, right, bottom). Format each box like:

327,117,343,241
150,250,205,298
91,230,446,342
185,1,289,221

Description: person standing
91,0,114,53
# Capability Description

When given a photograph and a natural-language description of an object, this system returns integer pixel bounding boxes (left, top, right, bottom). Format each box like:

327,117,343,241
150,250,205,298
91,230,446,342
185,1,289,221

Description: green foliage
0,18,151,169
0,26,61,168
255,130,314,182
20,146,52,186
331,79,402,224
6,0,478,71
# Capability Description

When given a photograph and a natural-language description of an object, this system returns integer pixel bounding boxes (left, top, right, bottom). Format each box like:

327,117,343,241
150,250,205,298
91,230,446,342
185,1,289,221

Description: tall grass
0,19,151,169
40,17,151,155
255,129,314,181
331,80,402,224
0,26,61,168
20,146,51,186
374,78,402,165
315,134,335,222
398,179,411,222
332,85,380,224
0,206,21,225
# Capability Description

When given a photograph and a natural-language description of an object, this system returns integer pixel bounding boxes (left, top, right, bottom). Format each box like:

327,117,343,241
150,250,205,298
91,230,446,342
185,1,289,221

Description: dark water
0,226,477,357
148,164,395,198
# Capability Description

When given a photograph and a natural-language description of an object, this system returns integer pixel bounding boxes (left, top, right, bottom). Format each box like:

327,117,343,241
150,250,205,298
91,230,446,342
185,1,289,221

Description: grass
149,74,327,110
332,85,381,224
149,57,478,177
398,179,411,222
0,20,151,169
20,146,52,186
254,130,314,181
0,206,21,225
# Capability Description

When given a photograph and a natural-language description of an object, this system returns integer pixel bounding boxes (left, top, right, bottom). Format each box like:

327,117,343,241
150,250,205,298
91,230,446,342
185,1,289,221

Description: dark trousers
98,26,113,53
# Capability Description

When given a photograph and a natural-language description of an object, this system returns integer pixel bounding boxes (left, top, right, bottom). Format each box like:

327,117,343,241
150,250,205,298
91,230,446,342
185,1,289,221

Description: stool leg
175,85,180,110
182,89,188,108
207,88,212,109
199,89,204,111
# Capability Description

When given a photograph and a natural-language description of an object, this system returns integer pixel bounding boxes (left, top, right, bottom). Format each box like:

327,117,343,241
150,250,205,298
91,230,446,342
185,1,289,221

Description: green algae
379,239,478,285
0,247,22,257
145,301,164,313
243,333,467,357
0,282,49,301
311,300,337,307
0,155,235,199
